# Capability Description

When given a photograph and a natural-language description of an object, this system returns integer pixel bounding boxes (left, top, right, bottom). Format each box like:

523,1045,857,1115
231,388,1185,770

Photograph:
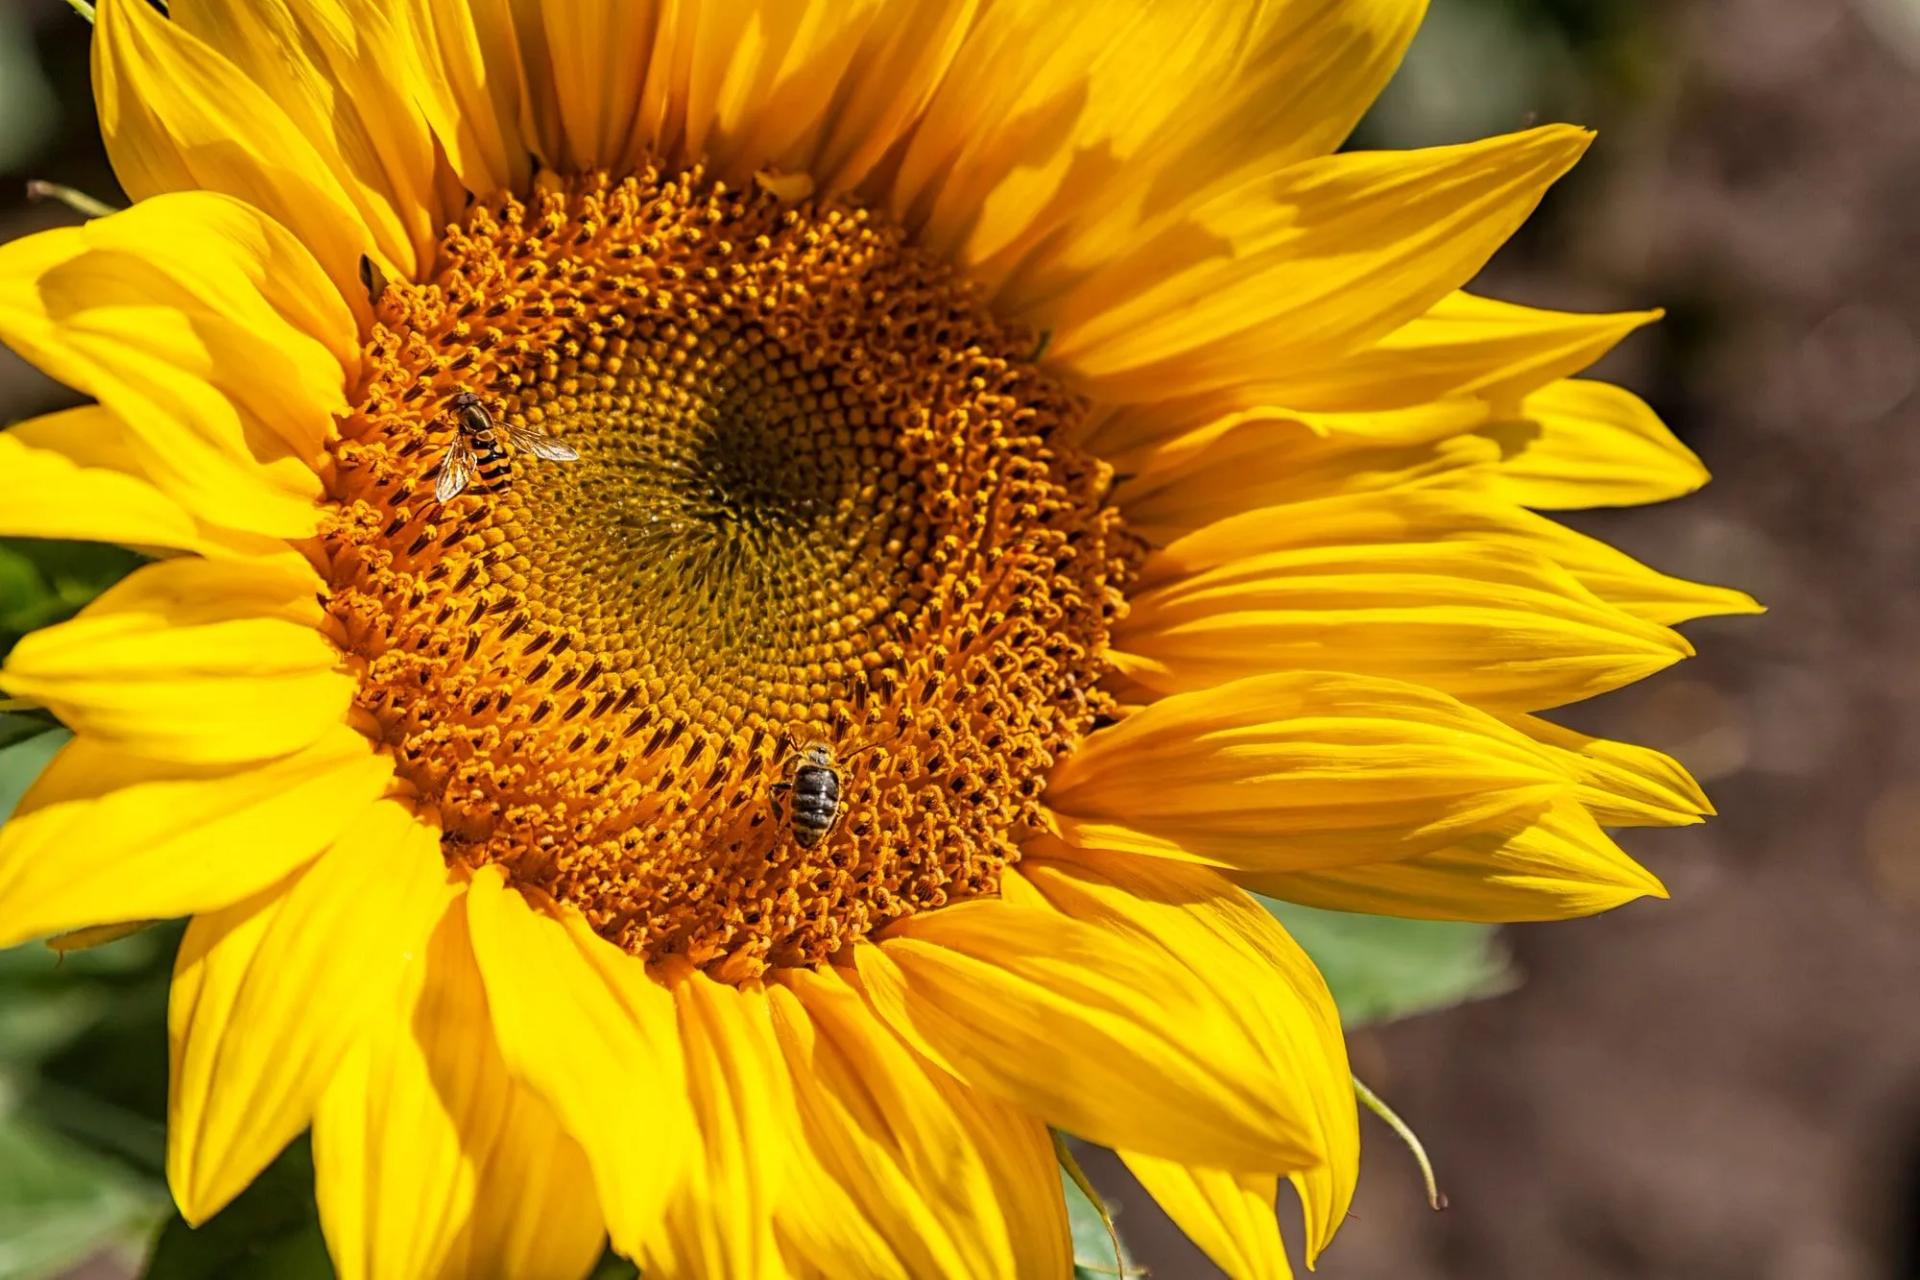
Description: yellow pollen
322,168,1134,979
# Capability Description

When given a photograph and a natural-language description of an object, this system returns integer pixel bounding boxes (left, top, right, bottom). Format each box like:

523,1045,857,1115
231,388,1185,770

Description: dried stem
1354,1073,1448,1211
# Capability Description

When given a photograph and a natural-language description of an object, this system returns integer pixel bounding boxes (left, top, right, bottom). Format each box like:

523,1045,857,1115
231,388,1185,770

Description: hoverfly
433,392,579,502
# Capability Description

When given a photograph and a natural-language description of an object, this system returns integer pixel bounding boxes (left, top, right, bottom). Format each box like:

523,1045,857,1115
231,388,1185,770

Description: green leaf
1258,899,1514,1027
0,979,108,1071
0,727,67,824
0,1111,163,1280
585,1250,639,1279
0,712,60,754
0,537,143,658
145,1140,332,1280
1062,1161,1135,1280
0,927,176,1171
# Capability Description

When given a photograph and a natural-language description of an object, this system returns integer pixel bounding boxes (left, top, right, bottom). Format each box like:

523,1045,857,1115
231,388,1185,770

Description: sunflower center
322,168,1131,979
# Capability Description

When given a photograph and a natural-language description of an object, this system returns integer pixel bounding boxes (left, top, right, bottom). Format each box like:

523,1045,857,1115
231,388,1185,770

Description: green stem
63,0,96,22
25,181,120,219
1353,1074,1448,1211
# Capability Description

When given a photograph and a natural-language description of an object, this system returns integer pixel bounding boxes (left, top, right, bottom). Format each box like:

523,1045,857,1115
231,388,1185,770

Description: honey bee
433,392,579,502
770,740,879,848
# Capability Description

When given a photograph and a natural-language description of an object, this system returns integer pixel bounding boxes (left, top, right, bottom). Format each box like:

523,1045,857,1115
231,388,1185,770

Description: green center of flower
321,168,1134,978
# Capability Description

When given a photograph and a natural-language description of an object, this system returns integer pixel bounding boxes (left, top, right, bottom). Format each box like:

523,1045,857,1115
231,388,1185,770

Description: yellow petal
1509,714,1714,828
1145,487,1754,628
0,557,354,766
314,898,604,1280
463,868,693,1262
770,966,1070,1279
1119,543,1688,714
94,0,385,306
1115,413,1500,543
89,189,357,379
651,972,790,1280
172,0,442,277
1044,672,1569,871
520,1,897,183
314,903,465,1280
20,190,355,429
854,896,1325,1172
1128,488,1492,584
0,725,392,949
775,1204,900,1278
1118,492,1692,711
1040,126,1592,402
1495,510,1762,626
996,0,1429,322
1120,1156,1290,1280
662,1,965,194
1089,385,1488,480
513,2,659,174
898,1,1425,311
0,193,353,538
1240,798,1667,922
790,0,977,194
770,1095,913,1280
400,0,530,196
168,797,452,1222
432,1084,603,1280
1015,854,1357,1259
4,406,292,559
1130,482,1757,627
891,2,1261,268
1489,378,1710,509
1259,291,1660,412
0,424,202,555
1178,0,1426,173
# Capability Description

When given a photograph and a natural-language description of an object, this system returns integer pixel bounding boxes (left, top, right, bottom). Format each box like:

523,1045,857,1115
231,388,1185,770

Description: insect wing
435,435,478,502
505,423,580,462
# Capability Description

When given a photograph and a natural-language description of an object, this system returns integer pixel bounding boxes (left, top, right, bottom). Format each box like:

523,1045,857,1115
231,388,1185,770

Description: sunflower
0,1,1755,1276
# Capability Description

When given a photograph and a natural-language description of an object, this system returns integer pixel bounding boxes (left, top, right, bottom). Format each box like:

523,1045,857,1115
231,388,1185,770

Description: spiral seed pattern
322,168,1133,978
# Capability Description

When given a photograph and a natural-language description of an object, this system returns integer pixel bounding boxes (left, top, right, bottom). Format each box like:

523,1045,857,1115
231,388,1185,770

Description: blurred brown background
1,0,1916,1277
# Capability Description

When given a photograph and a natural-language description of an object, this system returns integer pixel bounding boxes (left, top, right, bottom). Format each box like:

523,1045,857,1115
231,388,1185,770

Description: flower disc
324,168,1133,977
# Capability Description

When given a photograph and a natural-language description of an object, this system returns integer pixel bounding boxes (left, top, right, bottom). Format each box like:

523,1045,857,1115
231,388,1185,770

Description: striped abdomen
468,425,513,491
789,762,842,847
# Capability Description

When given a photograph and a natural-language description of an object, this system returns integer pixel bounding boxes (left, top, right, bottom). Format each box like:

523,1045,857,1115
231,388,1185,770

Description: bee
433,392,579,502
770,740,878,848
